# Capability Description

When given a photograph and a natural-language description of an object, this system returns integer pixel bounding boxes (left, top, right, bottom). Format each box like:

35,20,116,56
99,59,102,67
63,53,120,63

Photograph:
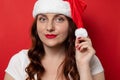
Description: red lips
45,34,57,39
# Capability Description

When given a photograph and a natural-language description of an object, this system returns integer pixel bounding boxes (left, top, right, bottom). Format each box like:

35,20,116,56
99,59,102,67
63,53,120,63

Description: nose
46,21,55,32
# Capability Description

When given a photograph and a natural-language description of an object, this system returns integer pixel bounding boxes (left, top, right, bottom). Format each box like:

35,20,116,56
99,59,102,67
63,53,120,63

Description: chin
44,41,63,48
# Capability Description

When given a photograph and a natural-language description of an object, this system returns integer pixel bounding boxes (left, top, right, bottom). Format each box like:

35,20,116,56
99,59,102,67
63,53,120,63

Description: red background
0,0,120,80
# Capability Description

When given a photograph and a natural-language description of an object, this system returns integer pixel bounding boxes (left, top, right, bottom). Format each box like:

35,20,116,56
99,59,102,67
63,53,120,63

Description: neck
43,44,66,59
41,44,66,80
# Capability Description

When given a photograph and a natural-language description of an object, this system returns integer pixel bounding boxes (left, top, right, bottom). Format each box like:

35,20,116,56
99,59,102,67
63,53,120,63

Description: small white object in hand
75,28,88,38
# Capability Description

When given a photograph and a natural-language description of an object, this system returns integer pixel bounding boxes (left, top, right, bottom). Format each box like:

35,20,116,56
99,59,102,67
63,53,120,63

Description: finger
80,45,89,52
76,44,81,50
76,42,90,51
79,37,92,46
75,37,81,47
79,41,91,47
75,37,92,50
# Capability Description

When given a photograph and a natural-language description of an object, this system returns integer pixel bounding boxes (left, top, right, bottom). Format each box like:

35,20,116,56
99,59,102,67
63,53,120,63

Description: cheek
37,24,46,39
37,22,45,33
57,24,69,37
58,23,69,33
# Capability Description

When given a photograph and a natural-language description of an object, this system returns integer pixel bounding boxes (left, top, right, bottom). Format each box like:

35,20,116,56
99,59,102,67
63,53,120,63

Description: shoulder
9,49,29,62
5,49,30,79
90,55,104,75
10,49,30,66
14,49,28,57
13,49,29,57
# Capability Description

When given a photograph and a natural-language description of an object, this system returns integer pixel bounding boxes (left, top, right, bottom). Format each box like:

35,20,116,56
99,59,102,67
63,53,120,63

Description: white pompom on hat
32,0,88,37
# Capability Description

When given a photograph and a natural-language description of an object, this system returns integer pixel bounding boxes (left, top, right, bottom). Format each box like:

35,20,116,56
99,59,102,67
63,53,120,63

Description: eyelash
38,16,65,23
55,17,65,23
38,17,47,22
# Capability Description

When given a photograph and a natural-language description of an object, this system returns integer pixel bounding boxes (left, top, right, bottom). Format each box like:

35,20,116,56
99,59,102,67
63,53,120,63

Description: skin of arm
4,73,14,80
75,37,105,80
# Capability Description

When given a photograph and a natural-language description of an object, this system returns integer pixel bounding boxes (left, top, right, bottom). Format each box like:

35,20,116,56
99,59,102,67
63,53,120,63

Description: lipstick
45,34,57,39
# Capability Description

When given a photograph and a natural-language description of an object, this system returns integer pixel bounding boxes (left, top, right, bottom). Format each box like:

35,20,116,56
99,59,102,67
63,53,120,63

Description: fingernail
78,37,81,39
75,45,79,48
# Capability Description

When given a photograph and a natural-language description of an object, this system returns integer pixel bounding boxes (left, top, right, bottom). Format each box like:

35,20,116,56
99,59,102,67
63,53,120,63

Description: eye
38,17,47,23
55,17,65,23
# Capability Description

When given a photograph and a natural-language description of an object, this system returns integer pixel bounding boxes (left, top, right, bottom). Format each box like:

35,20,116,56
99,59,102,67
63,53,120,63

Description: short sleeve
5,50,29,80
90,55,104,75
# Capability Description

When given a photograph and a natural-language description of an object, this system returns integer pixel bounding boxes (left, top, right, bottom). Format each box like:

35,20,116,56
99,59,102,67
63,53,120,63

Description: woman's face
37,13,69,47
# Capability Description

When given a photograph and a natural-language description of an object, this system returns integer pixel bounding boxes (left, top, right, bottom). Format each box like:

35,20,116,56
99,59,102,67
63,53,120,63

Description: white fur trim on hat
33,0,71,18
75,28,88,38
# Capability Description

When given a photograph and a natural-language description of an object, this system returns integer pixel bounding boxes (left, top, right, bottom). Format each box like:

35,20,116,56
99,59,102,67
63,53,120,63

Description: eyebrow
37,14,47,17
54,14,65,17
38,13,65,18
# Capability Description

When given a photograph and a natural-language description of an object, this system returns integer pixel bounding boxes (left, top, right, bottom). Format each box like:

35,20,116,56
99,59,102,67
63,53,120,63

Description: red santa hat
33,0,88,37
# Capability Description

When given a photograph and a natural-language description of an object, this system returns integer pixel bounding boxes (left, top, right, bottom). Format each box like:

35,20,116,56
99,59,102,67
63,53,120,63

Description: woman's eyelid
55,16,65,22
38,16,47,22
40,16,47,19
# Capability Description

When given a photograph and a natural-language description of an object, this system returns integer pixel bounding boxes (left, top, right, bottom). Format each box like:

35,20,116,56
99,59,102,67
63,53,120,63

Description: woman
4,0,105,80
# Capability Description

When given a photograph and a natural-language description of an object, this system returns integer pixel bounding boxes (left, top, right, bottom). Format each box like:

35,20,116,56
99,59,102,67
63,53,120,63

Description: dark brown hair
25,15,80,80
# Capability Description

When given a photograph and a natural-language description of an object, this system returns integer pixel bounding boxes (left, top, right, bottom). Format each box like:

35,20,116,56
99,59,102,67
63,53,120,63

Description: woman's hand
75,37,96,67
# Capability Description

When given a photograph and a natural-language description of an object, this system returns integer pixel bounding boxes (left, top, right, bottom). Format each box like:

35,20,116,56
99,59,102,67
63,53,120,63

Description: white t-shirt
5,49,104,80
